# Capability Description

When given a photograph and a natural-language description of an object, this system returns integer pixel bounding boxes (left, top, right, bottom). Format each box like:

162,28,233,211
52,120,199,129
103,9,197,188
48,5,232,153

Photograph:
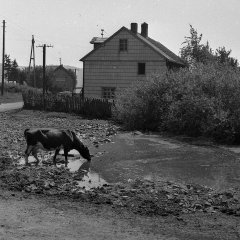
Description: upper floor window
138,63,146,75
119,39,128,52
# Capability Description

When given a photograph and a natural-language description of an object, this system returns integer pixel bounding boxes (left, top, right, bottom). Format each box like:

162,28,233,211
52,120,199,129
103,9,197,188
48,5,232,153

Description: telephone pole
28,35,36,87
1,20,5,96
37,44,53,109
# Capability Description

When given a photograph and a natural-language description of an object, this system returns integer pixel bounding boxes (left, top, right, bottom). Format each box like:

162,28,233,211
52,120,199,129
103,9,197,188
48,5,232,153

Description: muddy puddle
18,150,107,190
93,132,240,191
11,132,240,191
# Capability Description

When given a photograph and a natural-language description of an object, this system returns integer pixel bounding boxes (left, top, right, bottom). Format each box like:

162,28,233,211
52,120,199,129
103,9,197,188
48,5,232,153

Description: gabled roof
137,34,185,65
80,26,185,66
53,65,74,79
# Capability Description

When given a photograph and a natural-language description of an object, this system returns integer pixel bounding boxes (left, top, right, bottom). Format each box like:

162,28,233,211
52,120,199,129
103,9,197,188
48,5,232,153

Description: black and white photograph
0,0,240,239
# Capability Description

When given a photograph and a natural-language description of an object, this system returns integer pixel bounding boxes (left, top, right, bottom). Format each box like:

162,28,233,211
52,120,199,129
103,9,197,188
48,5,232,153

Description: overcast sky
0,0,240,68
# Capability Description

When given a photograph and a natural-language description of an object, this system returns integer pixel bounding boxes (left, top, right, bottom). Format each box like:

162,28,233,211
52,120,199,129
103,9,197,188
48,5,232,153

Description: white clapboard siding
83,28,168,99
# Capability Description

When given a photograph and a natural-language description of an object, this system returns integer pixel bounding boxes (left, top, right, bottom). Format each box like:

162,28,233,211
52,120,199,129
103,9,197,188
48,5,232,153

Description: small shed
50,65,75,92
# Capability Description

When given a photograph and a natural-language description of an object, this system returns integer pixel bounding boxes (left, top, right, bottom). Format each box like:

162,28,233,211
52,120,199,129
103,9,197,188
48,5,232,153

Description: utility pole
37,44,53,110
1,20,5,96
28,35,36,87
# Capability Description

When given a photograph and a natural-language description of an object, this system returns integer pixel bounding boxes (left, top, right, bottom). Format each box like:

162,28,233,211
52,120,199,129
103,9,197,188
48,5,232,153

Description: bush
114,63,240,143
113,73,172,130
0,82,35,93
165,95,216,136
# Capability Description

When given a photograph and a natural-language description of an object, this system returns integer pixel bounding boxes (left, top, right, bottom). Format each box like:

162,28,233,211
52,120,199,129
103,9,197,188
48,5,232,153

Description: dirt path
0,102,23,112
0,190,167,240
1,189,240,240
0,190,163,240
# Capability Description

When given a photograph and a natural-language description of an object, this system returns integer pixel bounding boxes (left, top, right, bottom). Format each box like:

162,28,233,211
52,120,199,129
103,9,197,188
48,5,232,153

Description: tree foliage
180,25,238,68
27,66,77,93
27,66,54,90
215,46,238,67
4,54,12,80
4,54,22,82
66,69,77,89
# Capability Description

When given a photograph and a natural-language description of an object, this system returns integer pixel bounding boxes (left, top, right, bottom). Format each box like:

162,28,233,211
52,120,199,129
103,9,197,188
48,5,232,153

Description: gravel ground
0,109,240,239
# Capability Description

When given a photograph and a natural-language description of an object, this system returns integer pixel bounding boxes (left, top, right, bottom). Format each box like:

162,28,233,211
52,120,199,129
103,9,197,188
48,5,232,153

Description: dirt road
0,190,164,240
0,102,23,112
1,189,240,240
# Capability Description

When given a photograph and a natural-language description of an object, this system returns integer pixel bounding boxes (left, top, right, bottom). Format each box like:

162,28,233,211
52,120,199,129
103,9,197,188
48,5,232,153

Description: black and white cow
24,128,91,166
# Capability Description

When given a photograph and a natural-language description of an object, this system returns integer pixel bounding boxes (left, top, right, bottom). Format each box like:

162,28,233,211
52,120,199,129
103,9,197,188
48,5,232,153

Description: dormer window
119,39,128,51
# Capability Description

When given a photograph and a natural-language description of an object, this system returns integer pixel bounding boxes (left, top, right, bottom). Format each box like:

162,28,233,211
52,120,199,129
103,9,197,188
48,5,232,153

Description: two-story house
80,22,185,99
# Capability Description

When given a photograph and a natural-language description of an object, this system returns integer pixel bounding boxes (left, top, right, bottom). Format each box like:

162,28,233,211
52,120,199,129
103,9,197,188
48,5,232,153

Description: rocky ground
0,109,240,239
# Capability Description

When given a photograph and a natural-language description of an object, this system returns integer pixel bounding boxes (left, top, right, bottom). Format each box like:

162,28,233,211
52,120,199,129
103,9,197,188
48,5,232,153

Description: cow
24,128,91,167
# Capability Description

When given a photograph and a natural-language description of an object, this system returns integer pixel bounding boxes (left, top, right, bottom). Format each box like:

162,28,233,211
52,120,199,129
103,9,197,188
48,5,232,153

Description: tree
3,55,22,83
9,59,19,82
27,66,55,90
215,47,238,67
179,25,209,66
66,69,77,89
180,25,239,68
4,54,12,81
17,69,27,85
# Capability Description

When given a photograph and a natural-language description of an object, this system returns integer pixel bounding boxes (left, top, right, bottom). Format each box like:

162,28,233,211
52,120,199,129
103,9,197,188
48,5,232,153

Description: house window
138,63,146,75
119,39,128,51
102,87,115,99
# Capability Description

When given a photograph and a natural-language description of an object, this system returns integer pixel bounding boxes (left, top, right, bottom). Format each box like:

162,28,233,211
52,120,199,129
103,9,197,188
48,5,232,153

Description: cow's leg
53,148,60,166
32,146,41,166
64,148,69,167
25,145,34,165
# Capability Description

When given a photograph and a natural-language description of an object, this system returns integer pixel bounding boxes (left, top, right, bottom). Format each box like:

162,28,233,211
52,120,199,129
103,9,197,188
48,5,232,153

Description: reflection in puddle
69,159,107,190
77,170,107,190
18,154,107,190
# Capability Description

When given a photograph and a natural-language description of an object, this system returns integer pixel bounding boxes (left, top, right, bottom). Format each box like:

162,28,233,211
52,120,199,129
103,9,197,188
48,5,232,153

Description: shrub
0,82,36,93
165,95,216,136
113,73,172,130
114,63,240,143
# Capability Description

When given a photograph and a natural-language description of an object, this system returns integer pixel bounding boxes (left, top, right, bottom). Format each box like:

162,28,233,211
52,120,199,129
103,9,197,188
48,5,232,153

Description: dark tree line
4,54,24,83
27,66,77,92
3,54,77,93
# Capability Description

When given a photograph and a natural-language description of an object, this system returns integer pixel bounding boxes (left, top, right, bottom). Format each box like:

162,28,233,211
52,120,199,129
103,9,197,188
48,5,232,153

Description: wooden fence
22,90,113,119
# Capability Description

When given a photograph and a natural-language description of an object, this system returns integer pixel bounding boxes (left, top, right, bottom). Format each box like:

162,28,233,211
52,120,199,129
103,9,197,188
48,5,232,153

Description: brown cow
24,128,91,166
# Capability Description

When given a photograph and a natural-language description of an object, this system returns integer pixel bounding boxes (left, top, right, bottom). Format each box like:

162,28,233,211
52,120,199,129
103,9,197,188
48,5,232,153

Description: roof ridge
81,26,185,66
146,36,184,64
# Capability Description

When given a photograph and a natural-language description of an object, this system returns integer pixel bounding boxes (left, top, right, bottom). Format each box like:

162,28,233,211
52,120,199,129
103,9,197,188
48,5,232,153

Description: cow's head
81,145,91,161
75,139,91,161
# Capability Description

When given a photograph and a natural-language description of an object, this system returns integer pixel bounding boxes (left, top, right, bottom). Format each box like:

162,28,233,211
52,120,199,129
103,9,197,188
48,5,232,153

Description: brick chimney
130,23,138,34
141,22,148,38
